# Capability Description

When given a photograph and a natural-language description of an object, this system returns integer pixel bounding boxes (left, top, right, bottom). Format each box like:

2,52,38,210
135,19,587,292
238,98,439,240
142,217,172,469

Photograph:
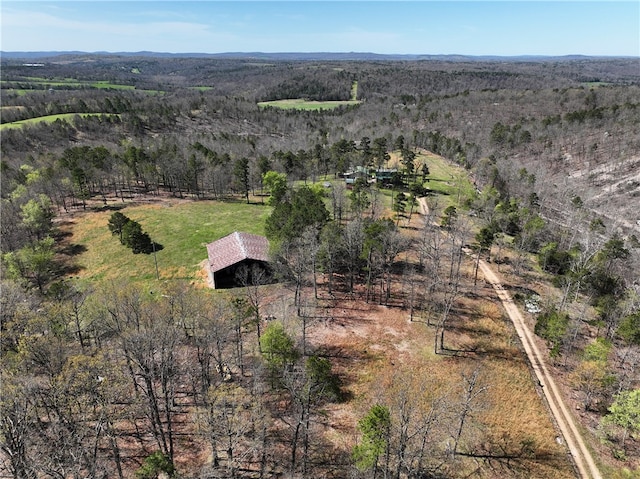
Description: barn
206,232,271,289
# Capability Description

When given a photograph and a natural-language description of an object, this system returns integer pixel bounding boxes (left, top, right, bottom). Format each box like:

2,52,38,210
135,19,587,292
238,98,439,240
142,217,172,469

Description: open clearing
1,77,164,96
56,152,617,478
59,197,271,285
258,98,361,110
257,255,576,478
0,113,120,130
1,77,136,90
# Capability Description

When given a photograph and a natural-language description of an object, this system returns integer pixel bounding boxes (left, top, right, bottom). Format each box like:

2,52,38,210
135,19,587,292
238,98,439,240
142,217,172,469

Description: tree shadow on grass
151,242,164,253
90,204,127,213
59,263,85,276
138,242,164,255
59,243,87,256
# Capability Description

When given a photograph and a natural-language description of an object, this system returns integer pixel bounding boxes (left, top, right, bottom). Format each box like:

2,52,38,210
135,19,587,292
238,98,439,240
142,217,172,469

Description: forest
1,54,639,479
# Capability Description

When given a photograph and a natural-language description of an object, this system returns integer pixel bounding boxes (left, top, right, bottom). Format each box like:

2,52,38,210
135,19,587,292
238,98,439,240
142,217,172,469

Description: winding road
418,197,602,479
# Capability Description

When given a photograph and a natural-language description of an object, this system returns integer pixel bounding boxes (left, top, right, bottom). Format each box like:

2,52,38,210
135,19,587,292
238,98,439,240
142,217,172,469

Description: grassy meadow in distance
257,98,361,110
67,199,271,285
257,80,360,110
0,113,120,130
2,77,136,90
1,76,164,98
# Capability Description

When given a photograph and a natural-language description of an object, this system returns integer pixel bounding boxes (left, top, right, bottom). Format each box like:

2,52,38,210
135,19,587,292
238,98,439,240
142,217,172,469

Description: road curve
417,197,601,479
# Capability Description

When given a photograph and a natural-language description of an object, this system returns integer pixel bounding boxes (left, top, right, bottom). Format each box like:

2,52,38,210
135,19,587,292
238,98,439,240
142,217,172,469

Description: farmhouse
342,167,400,188
373,167,398,185
206,232,271,289
343,166,370,187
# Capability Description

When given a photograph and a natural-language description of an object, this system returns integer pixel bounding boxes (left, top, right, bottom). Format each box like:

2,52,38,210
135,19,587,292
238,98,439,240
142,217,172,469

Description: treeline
0,91,136,124
262,69,354,102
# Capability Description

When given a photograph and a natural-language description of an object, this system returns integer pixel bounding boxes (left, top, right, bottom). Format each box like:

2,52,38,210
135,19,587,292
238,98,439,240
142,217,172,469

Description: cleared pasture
0,113,120,130
257,98,361,110
2,77,136,90
64,199,271,285
1,77,165,94
382,149,475,211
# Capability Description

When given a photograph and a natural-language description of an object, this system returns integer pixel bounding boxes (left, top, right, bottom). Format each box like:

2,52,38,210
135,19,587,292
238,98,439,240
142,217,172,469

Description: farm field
1,77,165,97
258,98,361,110
1,77,136,90
0,113,119,130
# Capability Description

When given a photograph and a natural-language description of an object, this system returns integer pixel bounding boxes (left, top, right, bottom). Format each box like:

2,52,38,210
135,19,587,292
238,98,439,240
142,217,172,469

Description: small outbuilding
206,232,271,289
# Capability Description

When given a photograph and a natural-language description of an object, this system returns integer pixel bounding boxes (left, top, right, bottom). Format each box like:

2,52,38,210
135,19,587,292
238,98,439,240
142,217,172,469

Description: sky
1,1,639,57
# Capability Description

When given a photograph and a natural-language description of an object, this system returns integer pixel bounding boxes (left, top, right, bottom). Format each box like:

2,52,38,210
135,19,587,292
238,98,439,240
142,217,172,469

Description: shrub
534,308,570,357
135,451,175,479
260,321,299,371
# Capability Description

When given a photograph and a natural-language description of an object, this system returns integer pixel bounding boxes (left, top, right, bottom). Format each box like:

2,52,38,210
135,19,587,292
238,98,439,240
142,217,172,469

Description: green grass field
1,77,168,96
384,150,476,210
257,98,361,110
67,199,271,285
2,77,137,90
0,113,120,130
420,153,475,202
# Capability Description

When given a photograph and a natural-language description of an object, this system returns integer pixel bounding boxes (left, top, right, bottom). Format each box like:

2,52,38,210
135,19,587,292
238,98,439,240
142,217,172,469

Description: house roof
206,232,270,274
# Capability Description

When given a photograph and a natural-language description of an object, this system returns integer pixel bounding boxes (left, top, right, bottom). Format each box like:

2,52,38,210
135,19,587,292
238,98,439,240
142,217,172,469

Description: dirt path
417,197,602,479
476,260,602,479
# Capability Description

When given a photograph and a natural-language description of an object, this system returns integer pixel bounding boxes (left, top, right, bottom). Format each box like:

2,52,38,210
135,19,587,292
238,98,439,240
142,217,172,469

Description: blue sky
2,1,638,56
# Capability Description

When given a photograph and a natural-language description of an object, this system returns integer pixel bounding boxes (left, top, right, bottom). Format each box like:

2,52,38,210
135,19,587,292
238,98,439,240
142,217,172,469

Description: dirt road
418,197,602,479
476,260,602,479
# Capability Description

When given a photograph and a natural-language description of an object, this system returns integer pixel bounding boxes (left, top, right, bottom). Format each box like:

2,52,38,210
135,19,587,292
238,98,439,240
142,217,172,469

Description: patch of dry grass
299,240,576,478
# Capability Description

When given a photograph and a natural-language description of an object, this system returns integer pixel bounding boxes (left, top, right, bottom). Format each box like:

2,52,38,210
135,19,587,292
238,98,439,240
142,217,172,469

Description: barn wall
212,259,270,289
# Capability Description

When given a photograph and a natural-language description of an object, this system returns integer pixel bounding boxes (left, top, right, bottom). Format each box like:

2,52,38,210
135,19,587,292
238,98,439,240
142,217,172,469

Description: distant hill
1,51,631,62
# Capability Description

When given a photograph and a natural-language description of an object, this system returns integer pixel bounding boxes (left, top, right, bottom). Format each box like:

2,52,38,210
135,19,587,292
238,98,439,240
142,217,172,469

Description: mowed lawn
417,151,476,202
66,199,271,284
384,149,476,210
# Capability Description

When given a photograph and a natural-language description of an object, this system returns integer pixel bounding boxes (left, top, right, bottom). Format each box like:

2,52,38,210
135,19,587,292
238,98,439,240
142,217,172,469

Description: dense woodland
1,55,639,479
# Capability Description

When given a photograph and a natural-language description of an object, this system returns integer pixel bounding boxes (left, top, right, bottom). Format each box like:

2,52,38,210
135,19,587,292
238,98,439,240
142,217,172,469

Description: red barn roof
206,232,270,273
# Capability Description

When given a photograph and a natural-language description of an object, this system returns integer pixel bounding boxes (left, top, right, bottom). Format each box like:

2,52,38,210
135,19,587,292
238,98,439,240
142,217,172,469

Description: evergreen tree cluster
107,211,157,254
